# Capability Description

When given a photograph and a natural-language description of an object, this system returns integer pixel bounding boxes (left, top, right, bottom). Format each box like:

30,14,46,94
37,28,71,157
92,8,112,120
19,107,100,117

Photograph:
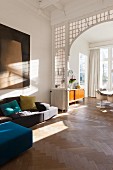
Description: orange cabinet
75,89,79,100
69,89,85,103
75,89,85,100
69,90,75,101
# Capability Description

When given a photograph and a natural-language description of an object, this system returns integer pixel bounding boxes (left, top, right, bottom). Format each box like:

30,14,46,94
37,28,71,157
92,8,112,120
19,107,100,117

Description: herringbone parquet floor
1,98,113,170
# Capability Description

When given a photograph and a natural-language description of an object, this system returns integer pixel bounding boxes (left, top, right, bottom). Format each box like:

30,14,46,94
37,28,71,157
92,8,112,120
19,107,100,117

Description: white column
52,25,55,88
65,22,70,110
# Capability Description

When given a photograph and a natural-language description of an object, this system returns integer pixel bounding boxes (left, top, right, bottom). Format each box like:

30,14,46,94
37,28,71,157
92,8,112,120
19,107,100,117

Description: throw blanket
8,111,39,119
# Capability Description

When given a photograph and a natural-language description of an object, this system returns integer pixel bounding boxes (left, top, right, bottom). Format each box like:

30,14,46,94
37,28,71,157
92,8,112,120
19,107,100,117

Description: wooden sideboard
50,88,85,111
69,89,85,104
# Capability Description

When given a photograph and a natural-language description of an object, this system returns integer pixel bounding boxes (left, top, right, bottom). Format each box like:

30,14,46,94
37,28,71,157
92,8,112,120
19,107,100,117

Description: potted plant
69,78,76,89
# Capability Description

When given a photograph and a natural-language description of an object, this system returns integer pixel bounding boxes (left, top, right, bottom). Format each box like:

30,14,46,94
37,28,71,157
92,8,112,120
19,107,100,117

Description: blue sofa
0,121,32,165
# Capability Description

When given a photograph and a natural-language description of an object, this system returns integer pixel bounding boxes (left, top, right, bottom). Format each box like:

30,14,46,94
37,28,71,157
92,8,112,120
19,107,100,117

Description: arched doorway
69,21,113,98
51,9,113,111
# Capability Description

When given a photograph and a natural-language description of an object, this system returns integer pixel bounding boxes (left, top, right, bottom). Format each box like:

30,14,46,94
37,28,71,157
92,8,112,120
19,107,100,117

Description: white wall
69,37,89,96
0,0,52,103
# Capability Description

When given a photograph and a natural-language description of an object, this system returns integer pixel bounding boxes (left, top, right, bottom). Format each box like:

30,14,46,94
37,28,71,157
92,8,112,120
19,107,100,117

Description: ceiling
21,0,74,17
19,0,113,43
39,0,71,9
79,21,113,43
20,0,113,23
22,0,70,11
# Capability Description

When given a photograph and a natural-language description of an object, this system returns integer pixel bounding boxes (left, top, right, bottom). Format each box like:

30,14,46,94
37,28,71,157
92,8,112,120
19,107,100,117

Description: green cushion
0,100,21,116
20,95,36,110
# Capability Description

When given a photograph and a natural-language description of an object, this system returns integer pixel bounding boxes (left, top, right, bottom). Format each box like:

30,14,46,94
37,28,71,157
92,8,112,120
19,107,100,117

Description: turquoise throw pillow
5,108,14,115
0,100,21,116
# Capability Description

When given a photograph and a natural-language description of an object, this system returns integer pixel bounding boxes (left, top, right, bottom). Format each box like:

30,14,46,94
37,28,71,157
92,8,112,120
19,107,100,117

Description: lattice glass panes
55,49,65,88
55,25,65,49
69,9,113,44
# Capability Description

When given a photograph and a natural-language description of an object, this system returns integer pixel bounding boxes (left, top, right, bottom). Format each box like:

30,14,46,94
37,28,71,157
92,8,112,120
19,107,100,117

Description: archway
69,21,113,98
52,8,113,110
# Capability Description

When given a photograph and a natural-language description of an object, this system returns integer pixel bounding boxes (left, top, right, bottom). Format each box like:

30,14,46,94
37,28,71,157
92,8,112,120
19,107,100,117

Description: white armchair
96,90,107,108
107,95,113,111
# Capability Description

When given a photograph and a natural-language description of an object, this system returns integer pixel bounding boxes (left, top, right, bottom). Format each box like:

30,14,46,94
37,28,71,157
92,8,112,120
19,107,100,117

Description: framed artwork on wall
0,23,30,89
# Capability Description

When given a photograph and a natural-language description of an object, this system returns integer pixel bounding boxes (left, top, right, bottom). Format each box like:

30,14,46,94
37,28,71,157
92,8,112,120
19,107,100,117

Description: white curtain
88,49,100,97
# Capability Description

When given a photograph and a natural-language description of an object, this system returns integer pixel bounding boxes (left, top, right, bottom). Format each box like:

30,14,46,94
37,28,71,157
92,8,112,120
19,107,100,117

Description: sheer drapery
88,49,100,97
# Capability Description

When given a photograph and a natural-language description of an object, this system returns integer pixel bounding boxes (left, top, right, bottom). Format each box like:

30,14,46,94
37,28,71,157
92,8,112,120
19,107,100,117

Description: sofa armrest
0,116,12,124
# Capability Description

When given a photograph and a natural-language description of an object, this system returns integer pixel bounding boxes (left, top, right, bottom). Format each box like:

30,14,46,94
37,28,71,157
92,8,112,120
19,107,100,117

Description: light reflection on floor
33,121,68,143
68,104,88,111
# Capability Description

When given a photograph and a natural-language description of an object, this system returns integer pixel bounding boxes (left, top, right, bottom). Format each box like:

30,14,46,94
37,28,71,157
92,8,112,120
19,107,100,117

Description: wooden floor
2,98,113,170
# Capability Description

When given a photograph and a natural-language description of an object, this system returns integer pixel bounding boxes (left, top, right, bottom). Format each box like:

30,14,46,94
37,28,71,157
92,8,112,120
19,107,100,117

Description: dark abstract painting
0,23,30,89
